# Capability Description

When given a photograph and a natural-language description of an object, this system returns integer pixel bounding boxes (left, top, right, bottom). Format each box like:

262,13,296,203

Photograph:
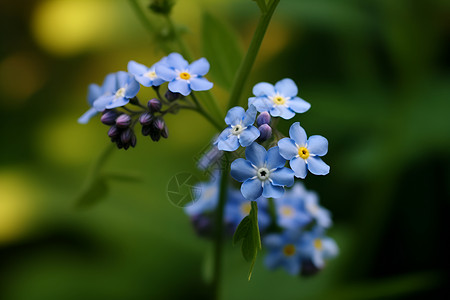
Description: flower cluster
78,53,213,149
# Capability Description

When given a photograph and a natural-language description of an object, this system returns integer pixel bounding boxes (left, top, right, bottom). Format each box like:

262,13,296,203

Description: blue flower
155,52,213,96
78,73,117,124
230,142,295,200
127,59,167,87
216,106,260,151
278,122,330,179
303,187,332,228
93,71,140,111
248,78,310,119
263,230,303,275
225,188,271,232
184,174,219,217
275,183,313,230
299,229,338,269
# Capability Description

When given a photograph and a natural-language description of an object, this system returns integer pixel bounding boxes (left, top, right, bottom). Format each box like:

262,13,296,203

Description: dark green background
0,0,449,299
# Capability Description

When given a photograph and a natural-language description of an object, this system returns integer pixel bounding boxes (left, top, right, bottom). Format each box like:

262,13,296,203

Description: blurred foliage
0,0,449,299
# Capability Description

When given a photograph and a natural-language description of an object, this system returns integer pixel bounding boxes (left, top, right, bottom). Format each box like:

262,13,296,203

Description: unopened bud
161,124,169,139
150,128,161,142
101,110,119,125
147,98,162,113
130,134,137,148
142,125,152,136
149,0,174,15
258,124,272,141
165,90,181,102
256,111,271,126
139,112,153,125
108,125,120,138
116,114,132,128
120,128,133,144
153,117,165,131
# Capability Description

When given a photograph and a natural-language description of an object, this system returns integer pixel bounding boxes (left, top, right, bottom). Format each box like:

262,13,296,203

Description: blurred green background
1,0,449,299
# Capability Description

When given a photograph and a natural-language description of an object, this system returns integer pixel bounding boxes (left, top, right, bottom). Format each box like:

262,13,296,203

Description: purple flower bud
258,124,272,141
139,112,153,126
165,90,181,102
108,125,120,138
161,124,169,139
150,129,161,142
147,98,162,113
116,114,132,128
191,215,213,238
256,111,271,126
153,117,165,131
120,128,133,144
130,134,137,148
141,125,151,136
101,110,119,125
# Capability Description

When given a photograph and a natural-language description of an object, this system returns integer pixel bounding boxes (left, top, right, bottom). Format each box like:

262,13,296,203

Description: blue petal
264,252,283,270
322,238,339,258
169,79,191,96
218,134,239,151
230,158,256,182
245,142,267,167
284,257,301,275
152,77,166,86
87,84,101,105
116,71,130,88
78,107,98,124
93,95,114,111
155,64,177,81
105,97,129,109
125,78,140,98
262,181,284,198
248,97,257,106
288,97,311,113
266,146,286,169
278,138,298,160
241,178,263,200
242,105,257,126
135,75,152,87
190,77,213,91
167,52,189,69
239,126,260,147
253,82,275,96
307,135,328,156
264,234,283,247
270,105,295,119
101,73,117,94
252,97,272,112
270,168,294,187
290,157,308,179
188,58,210,76
225,106,245,125
306,157,330,175
289,122,307,146
275,78,298,98
316,209,332,228
127,60,148,75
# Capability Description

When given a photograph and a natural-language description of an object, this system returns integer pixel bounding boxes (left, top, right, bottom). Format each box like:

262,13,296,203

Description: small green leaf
202,11,243,90
75,176,109,209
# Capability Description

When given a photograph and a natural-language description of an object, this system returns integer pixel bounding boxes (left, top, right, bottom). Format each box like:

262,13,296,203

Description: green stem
211,153,230,299
227,0,280,109
165,15,193,61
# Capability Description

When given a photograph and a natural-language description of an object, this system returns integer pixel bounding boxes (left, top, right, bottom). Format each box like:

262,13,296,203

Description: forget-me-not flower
299,229,339,269
263,230,303,275
155,52,213,96
216,106,260,151
275,183,313,230
93,71,140,111
225,188,271,232
78,73,117,124
249,78,310,119
127,59,167,87
184,174,219,217
230,142,295,200
278,122,330,179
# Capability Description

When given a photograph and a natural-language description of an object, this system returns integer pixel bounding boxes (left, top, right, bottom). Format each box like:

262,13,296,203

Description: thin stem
190,93,223,131
227,0,280,109
211,153,230,299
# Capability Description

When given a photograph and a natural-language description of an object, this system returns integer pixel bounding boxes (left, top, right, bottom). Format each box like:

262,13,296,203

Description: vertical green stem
227,0,280,109
211,153,230,299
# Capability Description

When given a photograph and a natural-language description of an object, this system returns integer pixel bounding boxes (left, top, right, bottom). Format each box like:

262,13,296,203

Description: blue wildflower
230,142,295,200
263,230,303,275
216,106,260,151
303,188,332,228
299,229,339,269
127,59,167,87
155,52,213,96
275,183,313,230
184,174,219,217
78,73,117,124
93,71,140,111
278,122,330,179
248,78,310,119
225,188,271,232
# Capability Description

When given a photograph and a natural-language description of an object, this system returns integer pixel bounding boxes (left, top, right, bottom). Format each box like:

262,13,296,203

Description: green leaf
232,201,261,280
202,11,243,90
75,176,109,209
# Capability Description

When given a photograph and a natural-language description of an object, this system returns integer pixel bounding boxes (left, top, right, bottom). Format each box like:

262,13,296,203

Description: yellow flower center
240,202,251,215
314,238,322,250
283,244,296,256
179,72,191,80
145,71,157,79
272,95,286,105
280,205,294,217
298,147,309,159
115,87,126,98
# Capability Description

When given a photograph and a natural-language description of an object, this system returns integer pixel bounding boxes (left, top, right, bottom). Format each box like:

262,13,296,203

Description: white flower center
257,167,270,181
231,124,245,135
145,70,157,79
307,203,319,215
115,87,126,98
